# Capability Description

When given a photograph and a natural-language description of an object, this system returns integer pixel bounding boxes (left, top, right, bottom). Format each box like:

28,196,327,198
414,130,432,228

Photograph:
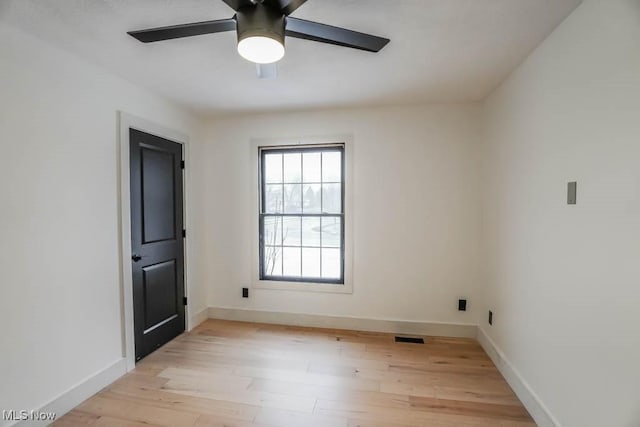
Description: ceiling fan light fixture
237,36,284,64
236,4,286,64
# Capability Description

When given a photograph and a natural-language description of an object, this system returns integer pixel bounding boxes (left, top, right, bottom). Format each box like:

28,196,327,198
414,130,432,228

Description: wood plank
51,410,99,426
192,414,267,427
248,378,410,409
408,395,533,421
103,387,259,421
92,416,164,427
316,399,517,427
73,396,200,427
233,366,380,392
163,386,317,413
254,407,348,427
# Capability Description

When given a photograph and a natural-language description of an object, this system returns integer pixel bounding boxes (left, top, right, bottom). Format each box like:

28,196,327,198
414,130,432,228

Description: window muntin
259,145,344,284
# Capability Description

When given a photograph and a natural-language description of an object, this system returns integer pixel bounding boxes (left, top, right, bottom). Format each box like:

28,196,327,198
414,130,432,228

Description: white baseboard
12,358,127,427
477,327,560,427
207,307,477,338
189,307,209,330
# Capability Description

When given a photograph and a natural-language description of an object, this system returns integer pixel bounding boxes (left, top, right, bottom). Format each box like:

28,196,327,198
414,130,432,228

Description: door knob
132,254,142,262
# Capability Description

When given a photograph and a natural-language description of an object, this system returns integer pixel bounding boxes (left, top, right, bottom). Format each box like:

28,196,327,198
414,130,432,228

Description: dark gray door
129,128,185,362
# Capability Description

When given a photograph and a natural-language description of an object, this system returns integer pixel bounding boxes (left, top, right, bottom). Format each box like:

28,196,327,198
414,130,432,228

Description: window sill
253,279,353,294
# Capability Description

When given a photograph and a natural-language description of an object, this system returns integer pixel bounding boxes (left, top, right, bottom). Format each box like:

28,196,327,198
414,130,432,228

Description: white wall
481,1,640,425
204,105,482,325
0,23,206,423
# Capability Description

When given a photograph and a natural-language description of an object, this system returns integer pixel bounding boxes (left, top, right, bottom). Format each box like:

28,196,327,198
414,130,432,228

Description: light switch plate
567,181,577,205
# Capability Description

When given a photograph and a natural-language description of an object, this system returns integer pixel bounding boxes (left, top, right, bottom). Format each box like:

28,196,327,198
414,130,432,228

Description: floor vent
395,336,425,344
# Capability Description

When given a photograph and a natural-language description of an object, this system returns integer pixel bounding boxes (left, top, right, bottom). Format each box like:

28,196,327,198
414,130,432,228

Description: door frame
118,112,190,371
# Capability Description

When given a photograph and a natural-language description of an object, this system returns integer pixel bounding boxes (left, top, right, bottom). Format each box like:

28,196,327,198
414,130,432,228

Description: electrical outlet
488,310,493,325
242,287,249,298
458,299,467,311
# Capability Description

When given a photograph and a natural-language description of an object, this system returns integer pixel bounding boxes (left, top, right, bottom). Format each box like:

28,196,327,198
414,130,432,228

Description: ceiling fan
127,0,390,70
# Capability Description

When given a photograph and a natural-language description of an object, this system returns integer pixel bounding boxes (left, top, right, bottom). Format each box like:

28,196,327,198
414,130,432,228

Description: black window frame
259,144,345,285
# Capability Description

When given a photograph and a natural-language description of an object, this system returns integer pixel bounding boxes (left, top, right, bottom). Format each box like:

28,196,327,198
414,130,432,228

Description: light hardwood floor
54,319,535,426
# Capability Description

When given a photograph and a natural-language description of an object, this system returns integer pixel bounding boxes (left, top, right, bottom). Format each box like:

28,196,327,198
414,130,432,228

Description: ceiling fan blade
128,18,236,43
221,0,255,11
264,0,308,15
286,17,389,52
282,0,308,15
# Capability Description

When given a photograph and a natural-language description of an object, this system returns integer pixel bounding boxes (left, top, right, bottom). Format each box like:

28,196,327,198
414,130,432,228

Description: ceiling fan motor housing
236,4,286,48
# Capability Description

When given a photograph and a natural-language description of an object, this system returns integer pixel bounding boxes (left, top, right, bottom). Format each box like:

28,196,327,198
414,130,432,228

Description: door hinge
182,229,186,238
180,160,185,169
183,296,188,305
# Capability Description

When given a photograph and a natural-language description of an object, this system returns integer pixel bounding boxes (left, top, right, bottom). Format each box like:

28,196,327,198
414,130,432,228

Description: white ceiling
0,0,581,116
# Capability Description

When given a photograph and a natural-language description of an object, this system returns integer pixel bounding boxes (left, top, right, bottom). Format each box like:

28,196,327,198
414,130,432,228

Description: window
259,144,344,284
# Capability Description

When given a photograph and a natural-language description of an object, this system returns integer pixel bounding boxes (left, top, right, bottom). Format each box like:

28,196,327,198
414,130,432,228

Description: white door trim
117,112,190,371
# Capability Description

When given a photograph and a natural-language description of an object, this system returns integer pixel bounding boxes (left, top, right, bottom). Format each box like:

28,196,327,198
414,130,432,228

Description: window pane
322,151,341,183
264,153,282,183
283,153,302,183
302,248,320,277
302,183,321,213
263,246,282,276
322,183,341,213
322,248,341,279
301,217,320,247
283,247,301,277
282,217,301,246
283,184,302,213
321,217,341,248
303,152,321,183
264,184,283,213
263,216,282,246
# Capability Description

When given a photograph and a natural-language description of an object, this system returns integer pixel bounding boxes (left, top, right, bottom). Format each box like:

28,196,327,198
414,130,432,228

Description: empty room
0,0,638,426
